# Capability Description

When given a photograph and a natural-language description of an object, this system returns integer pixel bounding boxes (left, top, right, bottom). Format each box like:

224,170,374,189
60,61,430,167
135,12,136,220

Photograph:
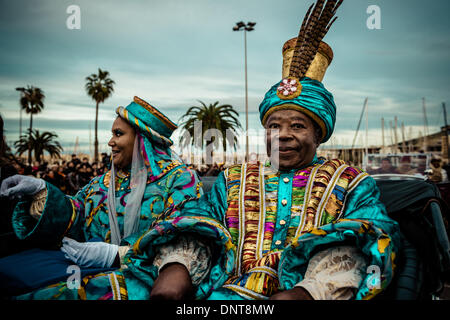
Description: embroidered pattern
222,160,367,299
108,272,128,300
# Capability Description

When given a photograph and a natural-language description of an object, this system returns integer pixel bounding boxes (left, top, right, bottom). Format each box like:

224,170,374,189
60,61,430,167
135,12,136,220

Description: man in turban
126,0,401,300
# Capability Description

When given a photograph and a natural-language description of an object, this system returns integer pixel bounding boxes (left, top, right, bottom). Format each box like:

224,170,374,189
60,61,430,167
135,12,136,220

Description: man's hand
150,263,194,300
269,286,314,300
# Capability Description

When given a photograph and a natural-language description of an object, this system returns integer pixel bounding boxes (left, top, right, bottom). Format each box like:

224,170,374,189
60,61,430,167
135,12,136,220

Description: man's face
108,116,136,169
265,109,319,171
381,160,391,170
431,160,441,168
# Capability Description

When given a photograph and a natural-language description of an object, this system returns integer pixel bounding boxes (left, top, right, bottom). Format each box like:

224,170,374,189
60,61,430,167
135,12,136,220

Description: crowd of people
8,154,450,199
367,156,450,183
9,153,230,196
9,153,111,195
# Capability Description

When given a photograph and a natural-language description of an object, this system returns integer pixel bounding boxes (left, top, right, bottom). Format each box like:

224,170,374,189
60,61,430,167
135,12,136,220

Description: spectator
81,157,91,169
397,156,417,175
429,156,448,183
64,161,75,175
77,162,93,186
370,158,398,174
31,161,40,176
43,164,64,190
69,154,81,168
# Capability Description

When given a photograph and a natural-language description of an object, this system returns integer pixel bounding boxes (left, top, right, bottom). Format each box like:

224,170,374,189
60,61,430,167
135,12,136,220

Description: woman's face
265,109,319,171
108,117,136,169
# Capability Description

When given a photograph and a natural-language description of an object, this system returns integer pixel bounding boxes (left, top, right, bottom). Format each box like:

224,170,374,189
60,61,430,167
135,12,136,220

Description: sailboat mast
401,122,406,153
389,120,394,153
394,116,399,153
443,102,449,161
422,97,429,152
351,97,368,149
365,98,369,156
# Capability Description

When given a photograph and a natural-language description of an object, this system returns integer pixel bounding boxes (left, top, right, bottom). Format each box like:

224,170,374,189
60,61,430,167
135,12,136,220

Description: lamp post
233,21,256,161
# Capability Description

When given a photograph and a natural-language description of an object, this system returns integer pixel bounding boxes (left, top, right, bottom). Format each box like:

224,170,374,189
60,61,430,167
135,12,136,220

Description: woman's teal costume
1,96,202,299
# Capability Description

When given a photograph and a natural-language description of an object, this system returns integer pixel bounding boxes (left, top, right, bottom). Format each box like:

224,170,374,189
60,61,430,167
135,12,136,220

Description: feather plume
289,0,343,79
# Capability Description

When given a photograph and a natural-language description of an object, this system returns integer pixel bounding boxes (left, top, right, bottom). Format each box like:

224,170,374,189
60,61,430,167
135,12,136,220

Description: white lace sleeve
153,235,212,286
29,188,47,220
295,246,367,300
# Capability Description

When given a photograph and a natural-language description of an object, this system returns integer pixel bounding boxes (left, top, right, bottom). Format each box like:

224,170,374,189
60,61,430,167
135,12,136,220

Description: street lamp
233,21,256,161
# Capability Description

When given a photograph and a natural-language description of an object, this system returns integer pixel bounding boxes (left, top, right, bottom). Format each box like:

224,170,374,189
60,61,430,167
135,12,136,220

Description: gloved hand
0,174,46,199
61,237,119,269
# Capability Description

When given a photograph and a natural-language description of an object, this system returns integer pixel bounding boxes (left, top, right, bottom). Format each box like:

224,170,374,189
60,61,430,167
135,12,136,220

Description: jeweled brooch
276,77,302,100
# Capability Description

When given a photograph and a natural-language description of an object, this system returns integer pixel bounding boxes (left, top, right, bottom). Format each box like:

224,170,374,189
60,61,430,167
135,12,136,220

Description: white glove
61,237,119,268
0,174,46,199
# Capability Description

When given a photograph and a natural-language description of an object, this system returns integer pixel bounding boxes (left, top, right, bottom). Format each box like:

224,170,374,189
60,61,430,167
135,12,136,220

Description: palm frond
178,101,242,153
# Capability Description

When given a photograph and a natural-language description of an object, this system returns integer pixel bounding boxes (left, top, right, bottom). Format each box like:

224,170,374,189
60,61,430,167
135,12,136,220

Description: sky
1,0,449,157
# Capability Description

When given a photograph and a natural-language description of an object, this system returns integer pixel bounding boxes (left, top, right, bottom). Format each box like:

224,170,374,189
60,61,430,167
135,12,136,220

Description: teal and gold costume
2,96,202,300
125,0,401,300
127,159,400,300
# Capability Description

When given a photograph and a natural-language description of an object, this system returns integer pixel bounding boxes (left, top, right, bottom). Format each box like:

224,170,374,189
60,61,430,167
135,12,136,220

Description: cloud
1,0,449,155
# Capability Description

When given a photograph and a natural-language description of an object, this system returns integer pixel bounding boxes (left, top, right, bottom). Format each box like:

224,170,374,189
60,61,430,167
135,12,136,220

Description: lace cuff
153,235,212,286
295,246,367,300
30,188,47,220
118,245,131,269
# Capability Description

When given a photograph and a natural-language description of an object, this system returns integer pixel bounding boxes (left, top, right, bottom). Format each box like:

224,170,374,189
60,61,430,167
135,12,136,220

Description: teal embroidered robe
10,161,202,300
127,159,401,300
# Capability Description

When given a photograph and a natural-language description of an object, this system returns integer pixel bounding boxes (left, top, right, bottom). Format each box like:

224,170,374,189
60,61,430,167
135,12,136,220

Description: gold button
283,177,289,183
275,240,282,245
281,199,288,206
280,220,286,225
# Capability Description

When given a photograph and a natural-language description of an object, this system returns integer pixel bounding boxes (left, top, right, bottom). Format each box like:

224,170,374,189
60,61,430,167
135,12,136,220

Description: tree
85,68,115,162
14,129,63,163
179,101,242,164
15,86,45,164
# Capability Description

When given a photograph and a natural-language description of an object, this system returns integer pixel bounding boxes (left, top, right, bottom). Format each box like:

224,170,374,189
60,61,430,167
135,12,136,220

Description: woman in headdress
0,96,203,299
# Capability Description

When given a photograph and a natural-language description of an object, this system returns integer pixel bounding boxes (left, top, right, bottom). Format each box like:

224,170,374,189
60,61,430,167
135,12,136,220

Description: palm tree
179,101,242,164
14,129,63,163
15,86,45,164
85,68,115,162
